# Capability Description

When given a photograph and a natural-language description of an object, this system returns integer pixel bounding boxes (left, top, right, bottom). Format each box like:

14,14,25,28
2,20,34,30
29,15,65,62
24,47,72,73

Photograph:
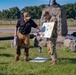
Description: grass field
0,39,76,75
0,22,76,75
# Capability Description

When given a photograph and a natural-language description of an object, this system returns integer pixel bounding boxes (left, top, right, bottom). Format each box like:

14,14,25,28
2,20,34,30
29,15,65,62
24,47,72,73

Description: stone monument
40,0,68,36
34,0,68,47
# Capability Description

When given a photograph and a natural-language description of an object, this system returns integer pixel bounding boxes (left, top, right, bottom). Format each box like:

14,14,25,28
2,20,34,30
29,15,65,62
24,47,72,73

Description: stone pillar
40,5,68,36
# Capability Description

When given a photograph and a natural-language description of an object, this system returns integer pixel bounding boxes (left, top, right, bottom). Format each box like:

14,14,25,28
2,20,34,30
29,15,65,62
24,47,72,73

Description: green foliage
9,7,21,19
0,40,76,75
1,10,10,19
0,5,45,19
0,3,76,19
62,2,76,19
21,5,45,19
0,7,21,20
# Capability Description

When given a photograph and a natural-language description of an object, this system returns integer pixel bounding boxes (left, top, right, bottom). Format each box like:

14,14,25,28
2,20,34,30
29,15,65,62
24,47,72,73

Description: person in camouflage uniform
42,11,58,64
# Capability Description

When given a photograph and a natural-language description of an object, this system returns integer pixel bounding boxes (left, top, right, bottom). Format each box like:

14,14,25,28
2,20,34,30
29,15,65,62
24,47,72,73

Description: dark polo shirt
16,19,37,34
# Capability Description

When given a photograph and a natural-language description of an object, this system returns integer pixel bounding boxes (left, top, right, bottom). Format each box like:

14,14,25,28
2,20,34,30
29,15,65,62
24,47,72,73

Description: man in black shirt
14,12,41,61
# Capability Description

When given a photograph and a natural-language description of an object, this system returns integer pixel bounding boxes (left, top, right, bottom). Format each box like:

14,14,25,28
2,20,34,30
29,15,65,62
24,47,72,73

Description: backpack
71,32,76,37
33,35,47,47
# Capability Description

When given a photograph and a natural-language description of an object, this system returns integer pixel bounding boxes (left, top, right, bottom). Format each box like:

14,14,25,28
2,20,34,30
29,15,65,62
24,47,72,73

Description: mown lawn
0,39,76,75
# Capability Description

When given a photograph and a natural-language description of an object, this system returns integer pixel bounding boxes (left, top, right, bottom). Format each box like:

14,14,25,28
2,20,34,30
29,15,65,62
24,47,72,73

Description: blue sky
0,0,76,11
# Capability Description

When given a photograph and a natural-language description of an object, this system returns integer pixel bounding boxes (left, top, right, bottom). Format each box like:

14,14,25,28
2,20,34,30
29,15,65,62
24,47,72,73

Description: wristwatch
38,30,41,32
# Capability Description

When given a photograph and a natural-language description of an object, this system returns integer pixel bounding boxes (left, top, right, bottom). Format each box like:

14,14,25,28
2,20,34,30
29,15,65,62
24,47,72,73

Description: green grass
0,40,76,75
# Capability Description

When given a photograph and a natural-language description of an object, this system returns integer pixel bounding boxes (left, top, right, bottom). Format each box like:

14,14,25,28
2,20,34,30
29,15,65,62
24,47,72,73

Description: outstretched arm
36,26,41,32
36,26,43,35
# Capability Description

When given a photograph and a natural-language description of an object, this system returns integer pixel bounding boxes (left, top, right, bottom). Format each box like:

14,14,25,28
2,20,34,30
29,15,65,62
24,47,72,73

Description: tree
1,10,10,19
0,3,76,19
21,5,46,19
62,3,76,19
73,3,76,19
0,11,2,19
9,7,20,19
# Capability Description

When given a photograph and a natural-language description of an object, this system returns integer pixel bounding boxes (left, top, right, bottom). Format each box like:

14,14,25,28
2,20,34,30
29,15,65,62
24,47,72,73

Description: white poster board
41,22,55,38
29,57,49,62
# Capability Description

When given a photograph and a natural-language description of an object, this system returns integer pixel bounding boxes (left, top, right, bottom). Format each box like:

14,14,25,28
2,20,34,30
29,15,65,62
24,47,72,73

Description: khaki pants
16,32,30,56
17,32,30,48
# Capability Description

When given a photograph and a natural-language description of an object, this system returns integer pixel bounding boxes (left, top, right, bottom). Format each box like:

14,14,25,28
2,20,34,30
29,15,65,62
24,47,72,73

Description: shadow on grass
26,73,35,75
0,53,14,57
58,58,76,64
0,62,9,64
0,47,6,49
0,73,4,75
30,46,38,48
21,46,38,49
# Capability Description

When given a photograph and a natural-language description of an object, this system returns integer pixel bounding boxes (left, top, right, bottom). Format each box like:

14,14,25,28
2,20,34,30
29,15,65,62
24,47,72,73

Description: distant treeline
0,3,76,19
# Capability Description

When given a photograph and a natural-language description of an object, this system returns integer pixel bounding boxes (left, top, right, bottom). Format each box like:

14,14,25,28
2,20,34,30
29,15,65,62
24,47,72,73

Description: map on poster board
40,22,55,38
